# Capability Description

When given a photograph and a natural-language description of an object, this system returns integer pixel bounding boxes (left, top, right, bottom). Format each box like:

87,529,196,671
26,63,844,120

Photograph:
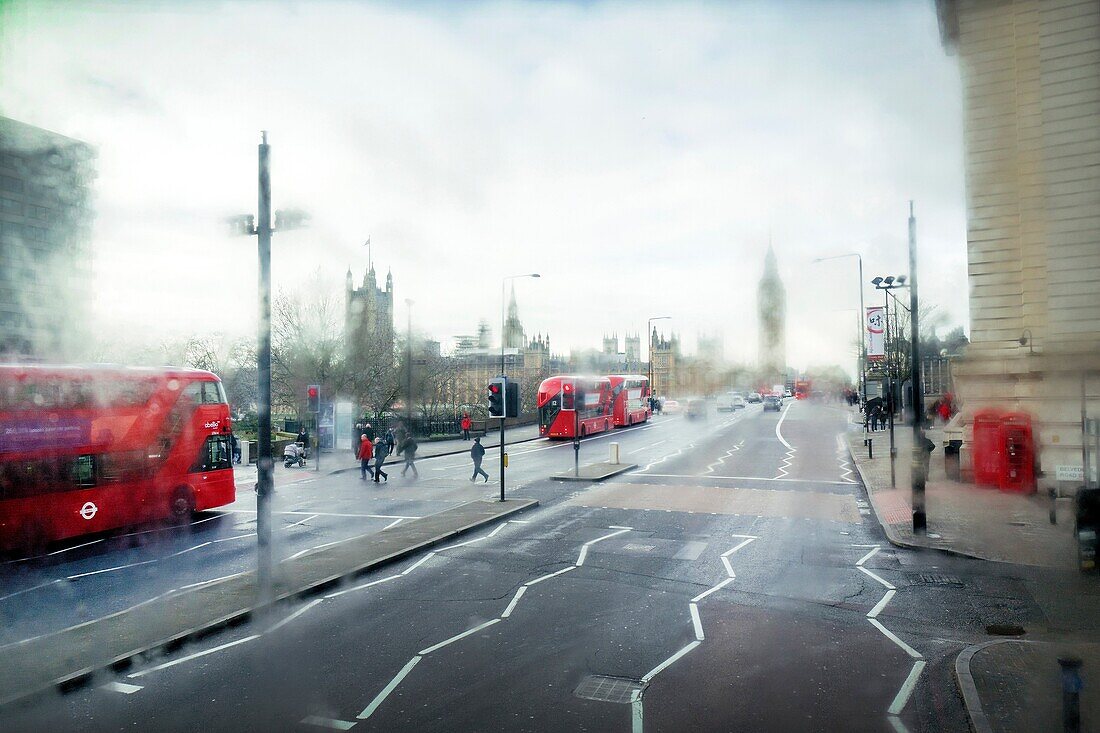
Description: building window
0,175,23,193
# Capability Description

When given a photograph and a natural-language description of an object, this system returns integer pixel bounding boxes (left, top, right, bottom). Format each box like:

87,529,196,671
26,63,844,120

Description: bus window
70,455,96,488
100,450,148,482
201,381,226,404
191,435,232,472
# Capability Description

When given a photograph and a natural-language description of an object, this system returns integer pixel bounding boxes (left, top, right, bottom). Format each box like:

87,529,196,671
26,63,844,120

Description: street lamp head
530,273,541,278
871,277,884,286
884,276,895,286
896,275,907,285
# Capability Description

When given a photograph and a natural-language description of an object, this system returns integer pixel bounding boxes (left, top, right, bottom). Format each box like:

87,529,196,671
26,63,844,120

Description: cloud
0,0,967,376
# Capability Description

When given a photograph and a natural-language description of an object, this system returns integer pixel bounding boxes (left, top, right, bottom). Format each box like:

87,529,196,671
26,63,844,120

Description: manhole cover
915,573,964,586
574,675,643,704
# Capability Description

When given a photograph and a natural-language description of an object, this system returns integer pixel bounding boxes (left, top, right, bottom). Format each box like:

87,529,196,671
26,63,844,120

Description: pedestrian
363,422,376,443
357,434,374,481
230,433,241,464
383,427,396,458
460,413,472,441
297,426,309,446
870,406,880,432
372,438,388,483
399,434,419,479
470,436,489,483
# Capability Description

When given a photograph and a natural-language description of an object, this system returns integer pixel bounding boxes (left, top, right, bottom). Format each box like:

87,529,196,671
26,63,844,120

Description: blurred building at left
0,116,96,360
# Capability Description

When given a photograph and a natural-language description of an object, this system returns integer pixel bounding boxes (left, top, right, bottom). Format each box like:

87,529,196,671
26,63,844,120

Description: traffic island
552,461,638,481
0,497,538,708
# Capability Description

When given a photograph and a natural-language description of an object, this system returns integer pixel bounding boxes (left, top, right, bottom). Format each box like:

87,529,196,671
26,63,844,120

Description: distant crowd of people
860,391,957,431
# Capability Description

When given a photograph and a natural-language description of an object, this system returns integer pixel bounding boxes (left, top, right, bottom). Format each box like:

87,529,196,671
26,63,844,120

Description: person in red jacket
460,413,472,440
357,434,374,481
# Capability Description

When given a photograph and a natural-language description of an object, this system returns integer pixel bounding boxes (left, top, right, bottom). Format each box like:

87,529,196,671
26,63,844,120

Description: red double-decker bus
536,375,613,439
0,365,237,552
605,374,650,427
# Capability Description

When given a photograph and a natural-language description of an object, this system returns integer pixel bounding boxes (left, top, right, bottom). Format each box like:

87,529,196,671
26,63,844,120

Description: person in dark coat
383,428,396,457
357,434,374,481
470,437,489,483
400,435,419,479
372,438,388,483
363,422,376,443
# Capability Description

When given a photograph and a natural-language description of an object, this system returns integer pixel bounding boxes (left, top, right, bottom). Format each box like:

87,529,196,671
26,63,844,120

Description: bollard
609,442,620,465
1059,656,1082,733
865,437,873,460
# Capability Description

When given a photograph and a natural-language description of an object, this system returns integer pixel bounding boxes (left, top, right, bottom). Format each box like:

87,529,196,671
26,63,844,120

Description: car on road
661,399,681,415
784,389,793,398
763,395,782,412
716,392,746,411
685,398,707,420
747,392,762,403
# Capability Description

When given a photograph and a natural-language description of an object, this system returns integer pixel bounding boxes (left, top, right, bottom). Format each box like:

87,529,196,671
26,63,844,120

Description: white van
717,392,745,411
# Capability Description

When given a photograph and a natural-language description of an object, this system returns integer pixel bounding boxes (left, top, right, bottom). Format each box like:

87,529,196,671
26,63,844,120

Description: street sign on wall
866,307,885,361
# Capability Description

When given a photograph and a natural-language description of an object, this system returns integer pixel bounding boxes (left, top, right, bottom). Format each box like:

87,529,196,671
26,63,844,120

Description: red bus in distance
605,374,650,427
537,375,613,439
0,365,237,553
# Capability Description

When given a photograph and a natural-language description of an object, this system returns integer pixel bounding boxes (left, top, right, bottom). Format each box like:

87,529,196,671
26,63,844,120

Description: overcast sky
0,0,966,375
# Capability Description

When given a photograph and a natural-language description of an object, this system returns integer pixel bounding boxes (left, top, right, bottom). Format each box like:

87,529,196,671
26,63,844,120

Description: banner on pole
866,306,885,361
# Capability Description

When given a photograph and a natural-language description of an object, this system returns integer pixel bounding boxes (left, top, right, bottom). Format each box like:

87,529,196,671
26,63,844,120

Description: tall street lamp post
812,253,865,405
647,316,671,407
406,299,414,428
499,273,540,500
907,202,928,534
233,131,307,604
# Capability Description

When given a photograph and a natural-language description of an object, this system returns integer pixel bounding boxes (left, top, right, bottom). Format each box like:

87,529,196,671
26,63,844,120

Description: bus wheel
169,487,195,522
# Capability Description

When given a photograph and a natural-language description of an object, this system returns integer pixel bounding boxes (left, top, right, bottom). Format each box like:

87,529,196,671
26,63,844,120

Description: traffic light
505,380,520,419
307,384,320,413
487,377,505,418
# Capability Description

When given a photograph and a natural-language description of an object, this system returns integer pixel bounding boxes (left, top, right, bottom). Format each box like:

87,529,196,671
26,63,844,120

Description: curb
846,439,993,563
954,638,1024,733
0,498,539,709
550,463,638,482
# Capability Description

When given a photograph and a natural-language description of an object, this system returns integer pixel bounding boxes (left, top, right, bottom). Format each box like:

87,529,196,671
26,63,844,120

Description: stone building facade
0,116,95,360
936,0,1100,489
345,264,394,362
757,246,787,385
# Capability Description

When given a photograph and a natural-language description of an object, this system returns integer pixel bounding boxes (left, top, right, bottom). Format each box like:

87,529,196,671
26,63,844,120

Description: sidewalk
958,638,1099,733
234,423,544,483
0,497,537,707
846,420,1077,568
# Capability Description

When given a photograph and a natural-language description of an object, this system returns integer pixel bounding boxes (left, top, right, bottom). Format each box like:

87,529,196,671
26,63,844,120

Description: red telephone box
1000,412,1035,493
972,409,1004,487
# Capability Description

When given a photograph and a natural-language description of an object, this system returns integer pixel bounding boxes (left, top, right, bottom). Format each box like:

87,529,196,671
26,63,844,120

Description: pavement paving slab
960,638,1100,733
845,420,1076,568
0,497,537,708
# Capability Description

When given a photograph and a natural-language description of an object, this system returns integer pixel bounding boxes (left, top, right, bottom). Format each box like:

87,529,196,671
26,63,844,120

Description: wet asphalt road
0,400,1072,732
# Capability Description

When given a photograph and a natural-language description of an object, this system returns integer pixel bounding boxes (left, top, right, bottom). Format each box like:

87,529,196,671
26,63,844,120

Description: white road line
358,656,422,720
128,634,260,678
67,558,158,580
887,714,912,733
266,598,322,634
221,509,419,520
101,681,144,694
324,574,401,600
720,556,736,577
858,565,896,590
508,519,530,524
286,514,320,528
486,523,507,538
689,603,704,641
609,525,634,530
628,439,666,455
867,590,896,619
632,694,644,733
47,538,105,556
887,660,926,715
775,400,794,450
169,541,212,556
179,572,244,590
639,473,851,485
641,640,701,683
382,518,404,531
208,533,256,545
691,576,734,603
400,553,435,576
418,618,500,656
868,619,922,659
0,578,61,602
301,715,357,730
525,566,575,586
501,586,527,618
856,547,880,566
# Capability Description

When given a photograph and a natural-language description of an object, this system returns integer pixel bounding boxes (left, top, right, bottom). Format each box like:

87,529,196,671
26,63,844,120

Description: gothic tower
502,284,526,349
757,246,786,381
